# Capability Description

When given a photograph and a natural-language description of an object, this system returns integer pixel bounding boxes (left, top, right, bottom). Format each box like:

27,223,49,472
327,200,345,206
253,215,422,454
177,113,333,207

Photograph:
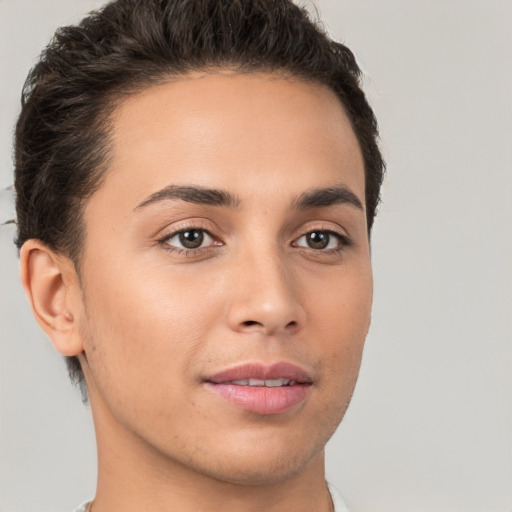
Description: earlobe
19,240,84,357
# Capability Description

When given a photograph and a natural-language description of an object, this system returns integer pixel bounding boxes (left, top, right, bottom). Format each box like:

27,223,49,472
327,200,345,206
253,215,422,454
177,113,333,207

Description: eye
163,228,216,250
294,230,345,250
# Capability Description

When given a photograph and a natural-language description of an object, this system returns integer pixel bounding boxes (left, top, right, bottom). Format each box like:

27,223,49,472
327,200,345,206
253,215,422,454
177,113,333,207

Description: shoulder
328,482,350,512
73,501,92,512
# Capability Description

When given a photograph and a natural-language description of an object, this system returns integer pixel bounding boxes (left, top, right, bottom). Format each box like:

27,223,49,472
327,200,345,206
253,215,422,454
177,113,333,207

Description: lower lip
205,383,311,415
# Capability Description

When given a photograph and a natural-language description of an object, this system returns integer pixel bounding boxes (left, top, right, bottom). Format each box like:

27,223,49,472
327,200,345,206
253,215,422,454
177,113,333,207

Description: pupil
307,231,329,249
179,230,204,249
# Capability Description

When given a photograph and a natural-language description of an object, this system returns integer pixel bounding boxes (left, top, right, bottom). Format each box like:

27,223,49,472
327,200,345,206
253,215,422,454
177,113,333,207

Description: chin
182,425,334,487
201,449,322,487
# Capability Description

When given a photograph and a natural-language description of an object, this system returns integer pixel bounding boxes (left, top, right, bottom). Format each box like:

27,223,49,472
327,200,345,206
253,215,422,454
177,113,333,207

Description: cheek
307,262,372,390
79,257,222,402
309,260,373,337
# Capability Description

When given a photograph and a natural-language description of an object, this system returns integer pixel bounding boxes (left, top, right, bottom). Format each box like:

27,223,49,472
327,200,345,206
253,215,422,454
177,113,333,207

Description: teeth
229,378,294,387
264,379,288,387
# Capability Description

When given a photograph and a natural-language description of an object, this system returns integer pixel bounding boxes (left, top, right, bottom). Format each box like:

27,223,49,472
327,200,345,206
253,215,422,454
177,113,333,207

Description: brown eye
163,228,216,251
305,231,329,249
295,230,343,250
178,229,204,249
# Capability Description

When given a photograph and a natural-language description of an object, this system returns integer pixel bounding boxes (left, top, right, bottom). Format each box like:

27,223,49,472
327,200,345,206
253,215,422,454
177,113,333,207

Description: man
14,0,384,510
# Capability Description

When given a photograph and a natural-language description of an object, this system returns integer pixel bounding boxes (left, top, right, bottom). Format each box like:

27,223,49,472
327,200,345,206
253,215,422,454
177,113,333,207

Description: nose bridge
227,240,304,335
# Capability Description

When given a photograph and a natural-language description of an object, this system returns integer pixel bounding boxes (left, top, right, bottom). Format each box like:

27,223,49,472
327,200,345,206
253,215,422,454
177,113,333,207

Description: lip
206,362,313,384
204,362,313,415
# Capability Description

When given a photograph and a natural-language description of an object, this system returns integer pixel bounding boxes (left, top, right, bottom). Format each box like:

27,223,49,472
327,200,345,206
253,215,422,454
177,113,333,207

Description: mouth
204,362,313,415
223,378,299,387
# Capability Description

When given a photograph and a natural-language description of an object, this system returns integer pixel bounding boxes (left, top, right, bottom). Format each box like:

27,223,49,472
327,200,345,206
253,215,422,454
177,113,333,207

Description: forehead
90,71,365,213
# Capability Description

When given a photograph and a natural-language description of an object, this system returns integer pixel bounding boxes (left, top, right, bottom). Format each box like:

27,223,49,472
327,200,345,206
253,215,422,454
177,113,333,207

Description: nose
226,248,306,337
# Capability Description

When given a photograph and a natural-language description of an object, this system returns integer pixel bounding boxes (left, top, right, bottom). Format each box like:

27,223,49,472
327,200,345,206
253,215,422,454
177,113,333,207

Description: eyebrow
292,185,363,211
134,183,363,212
134,185,241,210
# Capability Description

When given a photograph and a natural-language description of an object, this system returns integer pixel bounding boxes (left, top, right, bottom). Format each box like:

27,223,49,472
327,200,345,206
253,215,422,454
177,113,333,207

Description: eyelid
293,221,349,239
294,231,348,247
165,229,216,249
291,223,352,251
156,219,224,252
157,218,219,239
155,219,351,256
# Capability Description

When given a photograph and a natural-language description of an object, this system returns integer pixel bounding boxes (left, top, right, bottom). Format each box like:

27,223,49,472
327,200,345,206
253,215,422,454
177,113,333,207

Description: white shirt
74,484,349,511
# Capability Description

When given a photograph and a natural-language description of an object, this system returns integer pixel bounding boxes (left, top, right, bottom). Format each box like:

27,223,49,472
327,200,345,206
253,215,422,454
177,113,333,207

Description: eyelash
157,226,351,256
157,223,220,257
292,229,351,254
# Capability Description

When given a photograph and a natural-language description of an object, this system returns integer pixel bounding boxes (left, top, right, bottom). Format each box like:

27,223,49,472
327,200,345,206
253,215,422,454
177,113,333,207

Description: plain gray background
1,1,511,511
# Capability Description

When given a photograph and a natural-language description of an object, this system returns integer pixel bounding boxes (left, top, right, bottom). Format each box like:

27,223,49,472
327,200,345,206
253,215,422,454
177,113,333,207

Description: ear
19,239,84,356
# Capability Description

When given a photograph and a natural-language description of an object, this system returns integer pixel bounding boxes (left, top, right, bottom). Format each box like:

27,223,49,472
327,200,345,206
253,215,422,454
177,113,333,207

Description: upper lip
205,362,313,384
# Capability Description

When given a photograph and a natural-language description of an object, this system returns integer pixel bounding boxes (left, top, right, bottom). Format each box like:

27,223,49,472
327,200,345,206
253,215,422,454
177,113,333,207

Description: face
75,72,372,485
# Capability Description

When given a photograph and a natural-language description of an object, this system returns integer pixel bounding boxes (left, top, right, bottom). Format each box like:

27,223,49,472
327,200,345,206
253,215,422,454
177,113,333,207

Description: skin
21,71,372,512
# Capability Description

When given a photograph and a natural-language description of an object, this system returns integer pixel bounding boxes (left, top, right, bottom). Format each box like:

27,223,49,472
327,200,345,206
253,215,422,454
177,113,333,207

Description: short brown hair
14,0,385,398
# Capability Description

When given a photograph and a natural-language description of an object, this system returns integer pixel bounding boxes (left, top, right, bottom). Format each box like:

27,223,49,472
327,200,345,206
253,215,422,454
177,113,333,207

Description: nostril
243,320,259,327
240,319,298,332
